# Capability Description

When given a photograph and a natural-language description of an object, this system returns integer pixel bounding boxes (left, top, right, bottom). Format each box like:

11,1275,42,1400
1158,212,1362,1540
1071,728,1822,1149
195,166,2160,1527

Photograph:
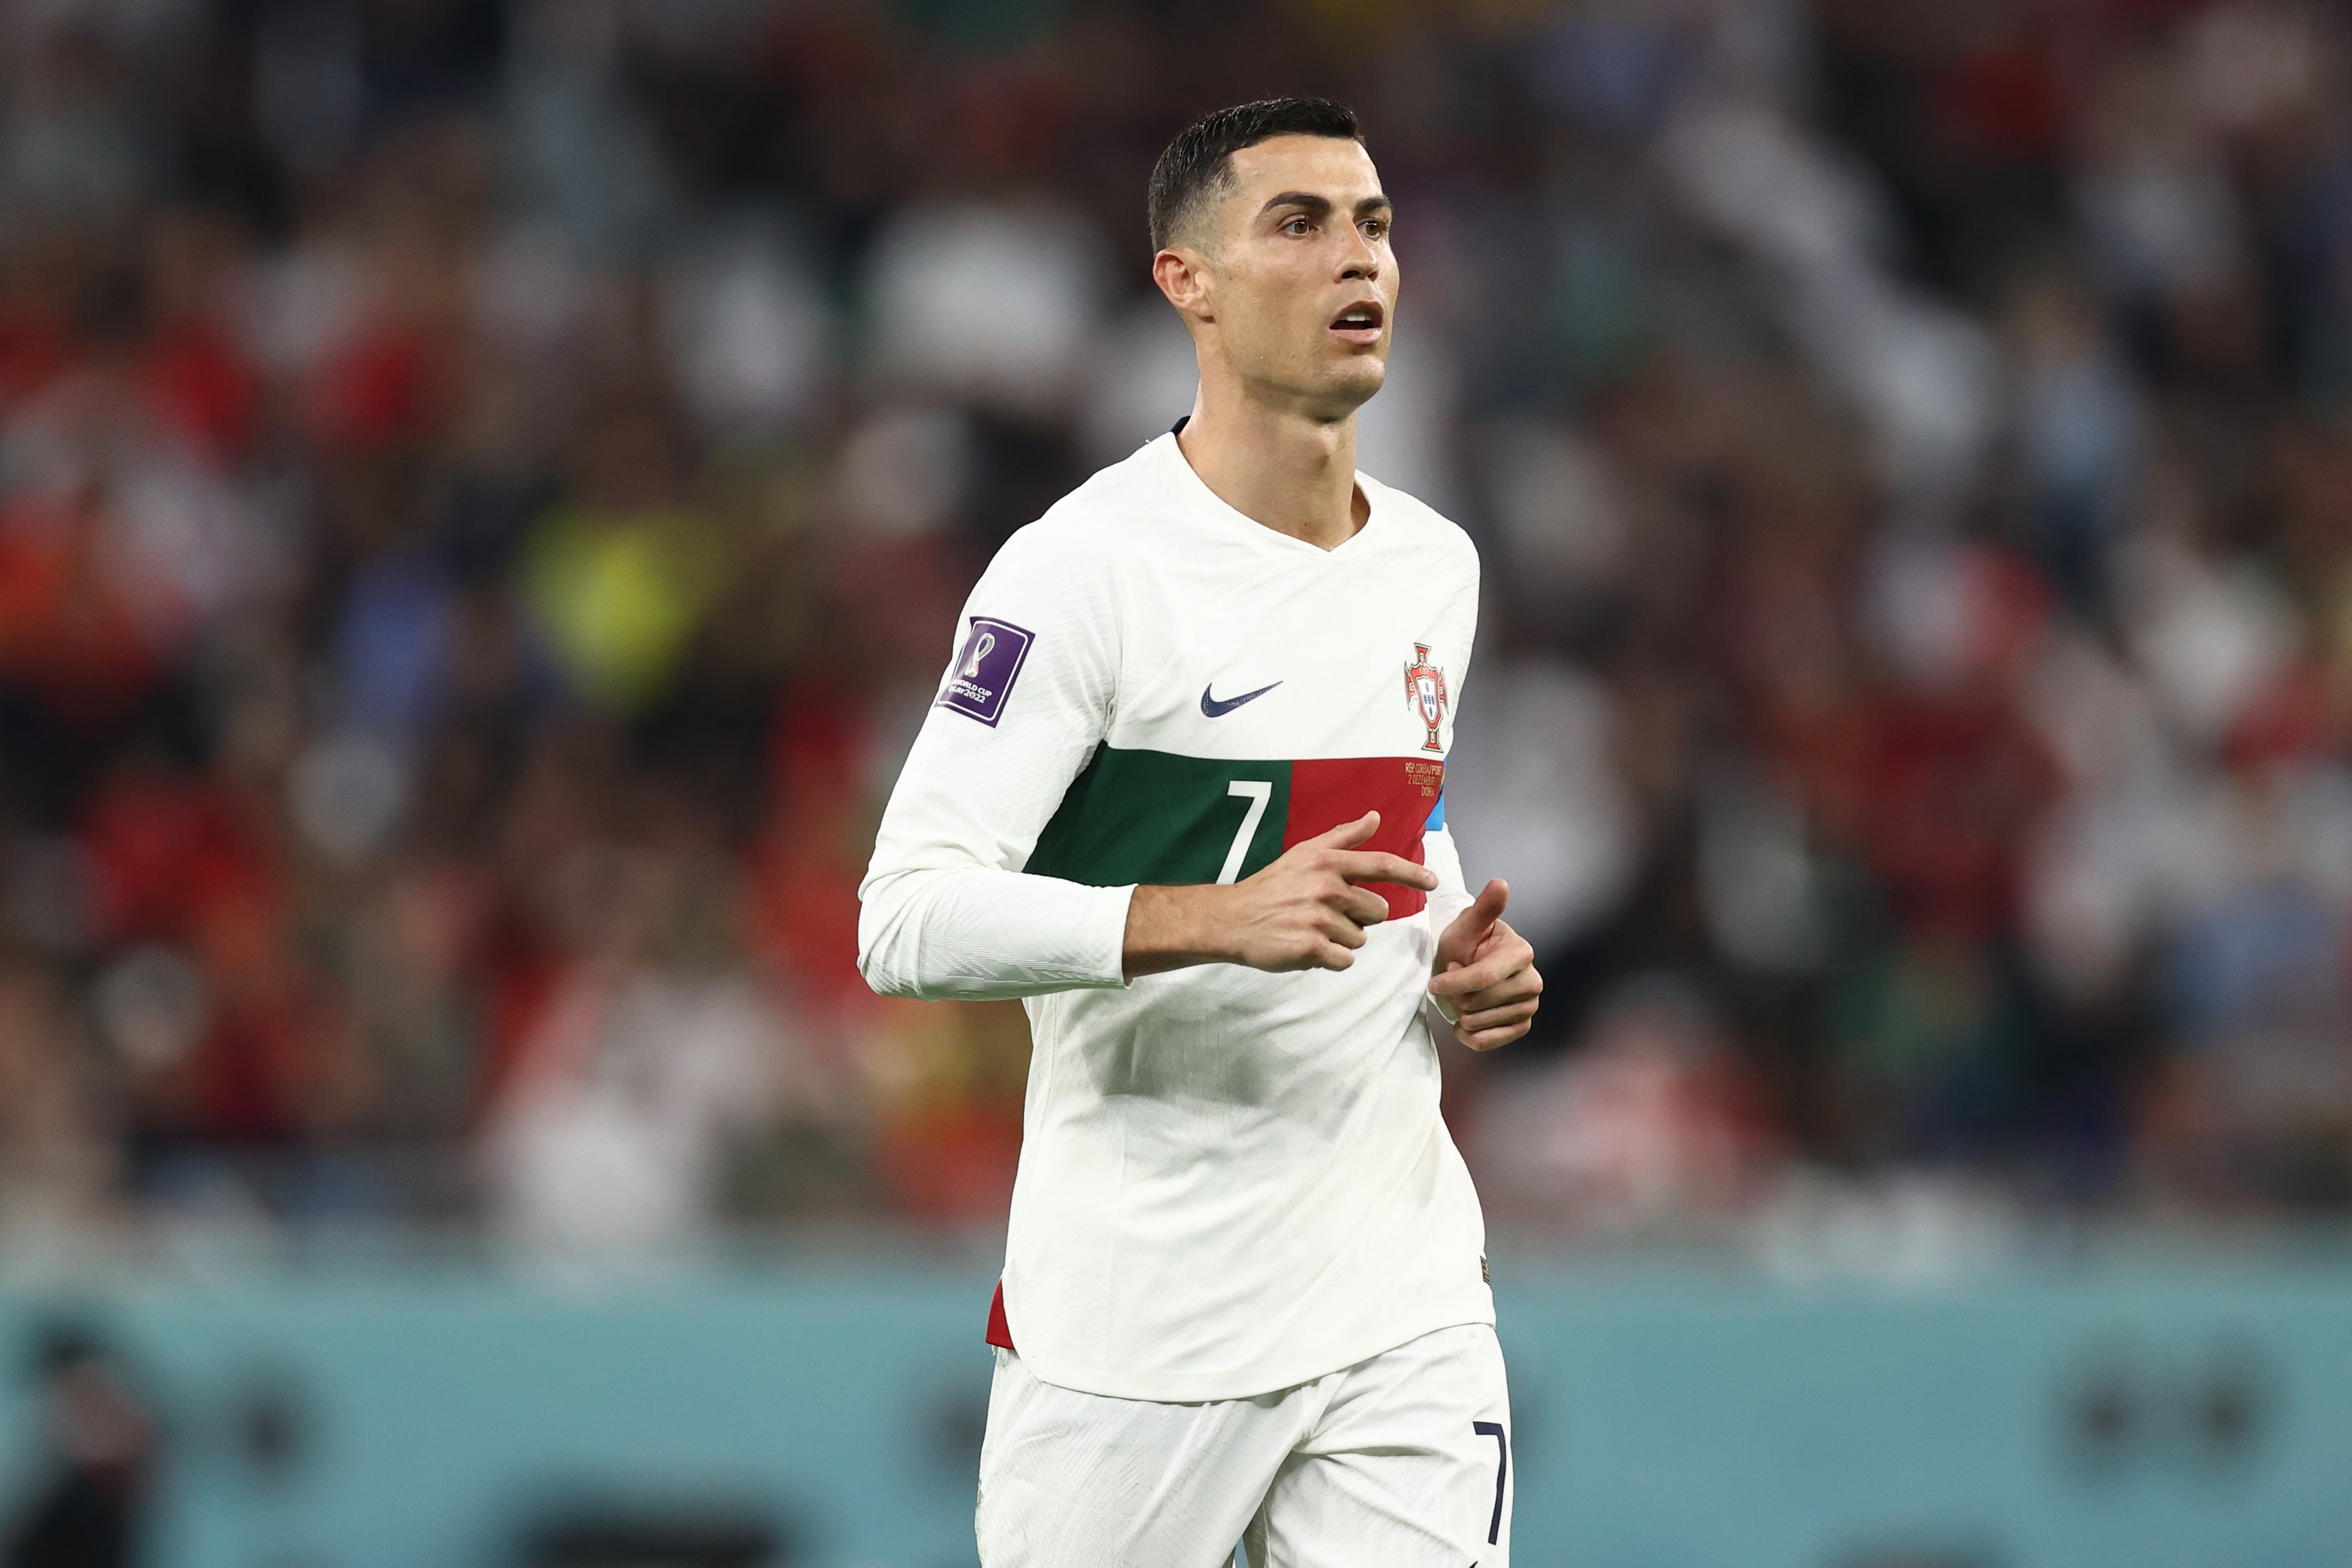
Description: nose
1338,228,1380,284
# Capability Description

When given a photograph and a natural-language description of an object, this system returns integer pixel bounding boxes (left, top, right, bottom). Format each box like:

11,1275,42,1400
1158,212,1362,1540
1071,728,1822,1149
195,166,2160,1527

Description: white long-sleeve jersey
858,431,1492,1402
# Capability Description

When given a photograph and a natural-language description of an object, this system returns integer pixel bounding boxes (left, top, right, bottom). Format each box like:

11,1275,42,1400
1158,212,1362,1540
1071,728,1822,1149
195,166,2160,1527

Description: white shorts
976,1322,1512,1567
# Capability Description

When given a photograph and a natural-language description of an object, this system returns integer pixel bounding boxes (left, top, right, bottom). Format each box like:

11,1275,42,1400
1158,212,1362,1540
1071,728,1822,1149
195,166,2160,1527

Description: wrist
1122,884,1238,978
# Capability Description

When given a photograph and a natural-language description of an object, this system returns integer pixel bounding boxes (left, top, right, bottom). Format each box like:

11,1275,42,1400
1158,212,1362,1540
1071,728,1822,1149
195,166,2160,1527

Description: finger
1430,946,1538,999
1305,811,1381,852
1434,894,1512,973
1459,1018,1531,1051
1462,878,1509,932
1450,967,1544,1013
1322,915,1369,950
1311,942,1356,971
1457,997,1541,1032
1429,931,1524,992
1331,851,1439,891
1453,983,1540,1019
1335,886,1391,929
1438,923,1509,977
1464,914,1519,961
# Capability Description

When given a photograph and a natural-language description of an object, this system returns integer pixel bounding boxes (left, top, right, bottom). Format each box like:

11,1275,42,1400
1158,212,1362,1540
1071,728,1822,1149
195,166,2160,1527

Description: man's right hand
1122,811,1438,978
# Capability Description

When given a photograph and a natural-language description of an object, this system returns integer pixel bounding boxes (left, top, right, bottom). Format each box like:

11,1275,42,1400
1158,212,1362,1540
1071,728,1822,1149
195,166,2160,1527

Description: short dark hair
1147,97,1362,252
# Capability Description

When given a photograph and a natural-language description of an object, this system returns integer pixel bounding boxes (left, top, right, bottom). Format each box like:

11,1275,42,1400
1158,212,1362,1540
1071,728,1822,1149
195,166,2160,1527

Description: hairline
1163,135,1376,255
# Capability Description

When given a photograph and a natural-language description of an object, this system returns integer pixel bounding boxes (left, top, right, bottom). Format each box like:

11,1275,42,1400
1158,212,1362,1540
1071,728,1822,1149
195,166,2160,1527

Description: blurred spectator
3,0,2352,1258
2,1322,155,1568
482,825,833,1260
0,966,118,1245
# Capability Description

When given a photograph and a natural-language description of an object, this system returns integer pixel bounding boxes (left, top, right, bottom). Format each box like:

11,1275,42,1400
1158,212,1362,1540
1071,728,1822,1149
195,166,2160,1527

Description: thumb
1309,810,1380,850
1455,878,1508,938
1436,880,1507,970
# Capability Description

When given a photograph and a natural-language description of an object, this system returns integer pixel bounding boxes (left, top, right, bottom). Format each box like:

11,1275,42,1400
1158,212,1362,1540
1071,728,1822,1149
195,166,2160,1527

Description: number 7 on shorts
1473,1420,1508,1546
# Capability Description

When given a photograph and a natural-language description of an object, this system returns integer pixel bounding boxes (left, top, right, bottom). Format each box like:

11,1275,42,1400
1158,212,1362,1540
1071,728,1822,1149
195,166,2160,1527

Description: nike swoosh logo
1201,681,1282,718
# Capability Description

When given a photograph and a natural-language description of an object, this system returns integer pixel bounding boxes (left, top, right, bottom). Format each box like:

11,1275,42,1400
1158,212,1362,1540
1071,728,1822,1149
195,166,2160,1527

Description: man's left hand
1429,879,1541,1051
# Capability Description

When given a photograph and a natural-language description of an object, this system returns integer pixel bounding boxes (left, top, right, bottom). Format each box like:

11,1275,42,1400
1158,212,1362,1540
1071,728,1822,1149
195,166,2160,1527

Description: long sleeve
858,524,1136,1001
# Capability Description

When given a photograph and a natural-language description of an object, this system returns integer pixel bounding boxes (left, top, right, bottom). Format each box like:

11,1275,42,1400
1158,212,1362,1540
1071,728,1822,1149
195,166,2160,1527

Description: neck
1174,372,1368,551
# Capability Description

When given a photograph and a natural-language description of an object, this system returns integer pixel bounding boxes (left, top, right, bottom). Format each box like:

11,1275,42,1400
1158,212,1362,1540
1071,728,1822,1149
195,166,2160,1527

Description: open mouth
1330,300,1384,343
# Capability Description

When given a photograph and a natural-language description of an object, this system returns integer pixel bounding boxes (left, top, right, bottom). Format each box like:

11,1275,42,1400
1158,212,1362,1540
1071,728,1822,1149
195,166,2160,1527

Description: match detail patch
939,617,1035,727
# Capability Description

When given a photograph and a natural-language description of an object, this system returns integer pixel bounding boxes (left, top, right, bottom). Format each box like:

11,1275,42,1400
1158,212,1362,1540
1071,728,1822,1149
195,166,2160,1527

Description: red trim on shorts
985,1280,1015,1350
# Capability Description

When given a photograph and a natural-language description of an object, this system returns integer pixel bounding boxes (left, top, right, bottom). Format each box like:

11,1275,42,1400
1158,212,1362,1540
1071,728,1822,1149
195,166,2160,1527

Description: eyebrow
1258,192,1393,220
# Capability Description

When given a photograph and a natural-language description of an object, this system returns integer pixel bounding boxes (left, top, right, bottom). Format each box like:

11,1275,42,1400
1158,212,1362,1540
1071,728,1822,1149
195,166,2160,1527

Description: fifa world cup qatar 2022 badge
940,616,1035,727
1405,642,1449,753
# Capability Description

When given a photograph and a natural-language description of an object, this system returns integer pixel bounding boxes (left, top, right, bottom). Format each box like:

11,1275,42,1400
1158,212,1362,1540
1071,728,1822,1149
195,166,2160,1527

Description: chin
1317,358,1387,415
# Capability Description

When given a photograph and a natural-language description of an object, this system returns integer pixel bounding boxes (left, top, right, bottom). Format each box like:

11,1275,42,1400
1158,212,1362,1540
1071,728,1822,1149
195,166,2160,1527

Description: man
859,97,1542,1566
3,1323,156,1568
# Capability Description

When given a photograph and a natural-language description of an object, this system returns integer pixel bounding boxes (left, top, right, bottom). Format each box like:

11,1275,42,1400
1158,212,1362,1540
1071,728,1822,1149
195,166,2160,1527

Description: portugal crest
1404,642,1448,753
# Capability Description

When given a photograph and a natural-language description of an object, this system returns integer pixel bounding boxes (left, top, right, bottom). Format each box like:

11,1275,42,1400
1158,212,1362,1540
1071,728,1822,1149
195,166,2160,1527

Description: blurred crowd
2,0,2350,1265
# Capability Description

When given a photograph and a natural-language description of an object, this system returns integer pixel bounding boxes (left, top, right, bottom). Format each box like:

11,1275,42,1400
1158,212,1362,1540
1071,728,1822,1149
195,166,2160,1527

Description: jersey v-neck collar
1150,430,1378,560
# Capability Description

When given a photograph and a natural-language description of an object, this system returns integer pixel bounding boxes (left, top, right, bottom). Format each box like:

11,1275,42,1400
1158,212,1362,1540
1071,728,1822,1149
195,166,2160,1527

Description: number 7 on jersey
1217,781,1274,884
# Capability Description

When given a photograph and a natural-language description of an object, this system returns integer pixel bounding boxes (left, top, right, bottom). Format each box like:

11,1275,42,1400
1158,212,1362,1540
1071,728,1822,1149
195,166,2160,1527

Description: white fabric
977,1323,1514,1568
861,433,1492,1401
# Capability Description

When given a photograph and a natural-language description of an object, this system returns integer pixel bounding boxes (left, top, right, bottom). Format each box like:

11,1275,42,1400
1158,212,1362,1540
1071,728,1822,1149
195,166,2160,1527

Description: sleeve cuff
1092,883,1139,989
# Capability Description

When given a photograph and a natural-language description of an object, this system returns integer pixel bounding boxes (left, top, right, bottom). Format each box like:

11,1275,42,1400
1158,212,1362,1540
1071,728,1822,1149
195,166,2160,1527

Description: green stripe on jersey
1025,746,1292,889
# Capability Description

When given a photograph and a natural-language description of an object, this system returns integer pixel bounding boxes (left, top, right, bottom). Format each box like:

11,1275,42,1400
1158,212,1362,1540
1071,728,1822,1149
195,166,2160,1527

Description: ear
1152,246,1214,327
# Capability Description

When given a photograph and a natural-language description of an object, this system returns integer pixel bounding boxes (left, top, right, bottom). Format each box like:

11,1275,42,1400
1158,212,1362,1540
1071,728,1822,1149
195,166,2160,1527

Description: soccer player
858,97,1542,1566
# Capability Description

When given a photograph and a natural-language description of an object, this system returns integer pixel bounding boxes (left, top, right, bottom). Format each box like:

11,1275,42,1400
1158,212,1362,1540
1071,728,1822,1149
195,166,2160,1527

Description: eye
1361,217,1388,240
1281,215,1313,236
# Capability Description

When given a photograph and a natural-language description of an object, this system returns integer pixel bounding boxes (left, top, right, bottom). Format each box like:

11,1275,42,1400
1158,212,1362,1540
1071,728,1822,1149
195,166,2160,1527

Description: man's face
1194,135,1397,417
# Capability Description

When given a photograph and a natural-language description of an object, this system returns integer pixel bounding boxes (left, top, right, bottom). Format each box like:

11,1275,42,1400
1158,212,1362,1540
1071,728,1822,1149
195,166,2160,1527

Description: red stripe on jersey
985,1280,1015,1350
1282,757,1445,918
